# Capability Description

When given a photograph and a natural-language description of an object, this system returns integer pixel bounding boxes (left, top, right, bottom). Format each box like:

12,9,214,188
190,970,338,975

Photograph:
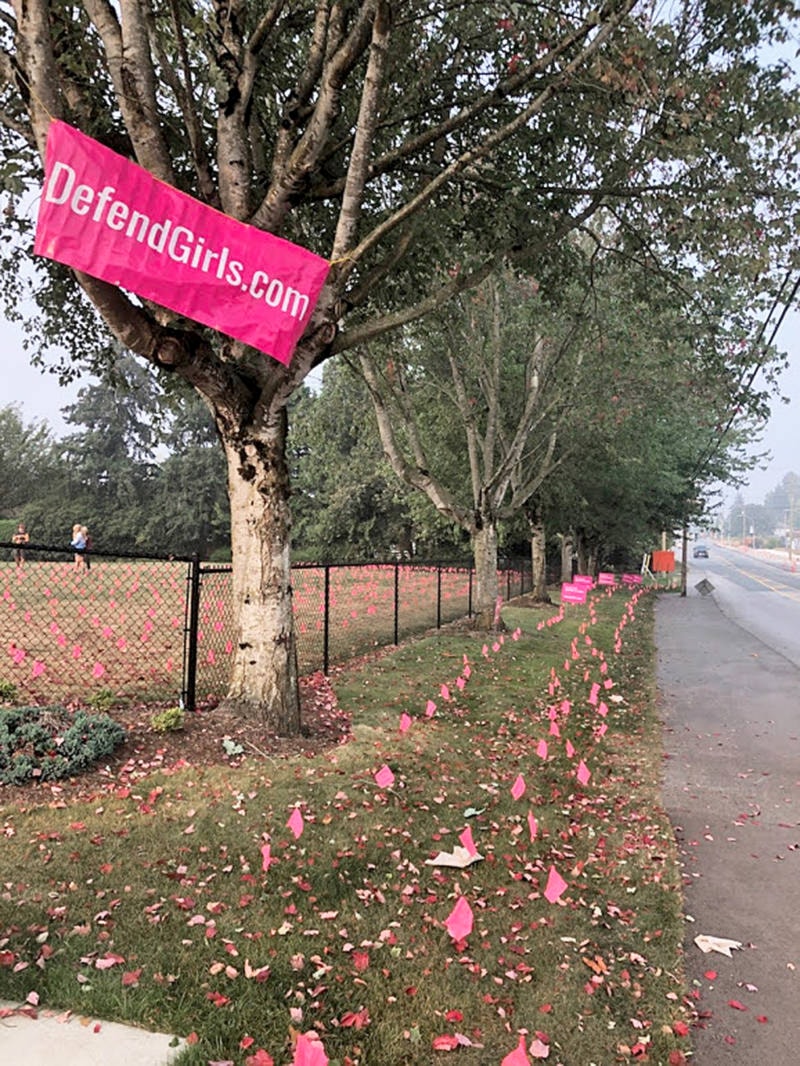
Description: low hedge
0,705,126,786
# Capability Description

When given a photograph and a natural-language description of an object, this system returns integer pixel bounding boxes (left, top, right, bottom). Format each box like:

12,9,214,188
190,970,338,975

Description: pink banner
597,572,616,586
34,121,330,365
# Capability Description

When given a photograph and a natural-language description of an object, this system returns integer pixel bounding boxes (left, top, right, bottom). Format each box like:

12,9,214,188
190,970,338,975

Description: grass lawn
0,586,691,1066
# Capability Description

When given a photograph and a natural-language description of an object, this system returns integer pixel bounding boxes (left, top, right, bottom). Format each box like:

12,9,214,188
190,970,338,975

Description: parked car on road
693,544,709,558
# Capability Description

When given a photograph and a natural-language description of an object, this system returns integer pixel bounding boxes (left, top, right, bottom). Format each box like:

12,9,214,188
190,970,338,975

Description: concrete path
657,591,800,1062
0,1002,186,1064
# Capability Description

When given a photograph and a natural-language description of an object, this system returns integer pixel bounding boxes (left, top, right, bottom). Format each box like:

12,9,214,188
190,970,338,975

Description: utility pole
789,492,796,571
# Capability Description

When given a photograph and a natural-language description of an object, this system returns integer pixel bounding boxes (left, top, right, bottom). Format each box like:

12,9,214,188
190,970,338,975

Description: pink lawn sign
622,573,643,585
598,572,616,586
34,121,330,365
572,574,594,588
560,582,587,604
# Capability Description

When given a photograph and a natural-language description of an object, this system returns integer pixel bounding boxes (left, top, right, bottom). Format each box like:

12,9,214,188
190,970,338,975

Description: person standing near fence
12,522,29,568
81,526,92,571
71,522,87,571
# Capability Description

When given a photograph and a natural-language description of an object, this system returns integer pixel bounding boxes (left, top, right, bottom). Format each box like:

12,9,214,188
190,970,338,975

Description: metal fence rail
0,543,531,710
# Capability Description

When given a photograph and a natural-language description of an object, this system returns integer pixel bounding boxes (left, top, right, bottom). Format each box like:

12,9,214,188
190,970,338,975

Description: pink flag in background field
34,121,330,365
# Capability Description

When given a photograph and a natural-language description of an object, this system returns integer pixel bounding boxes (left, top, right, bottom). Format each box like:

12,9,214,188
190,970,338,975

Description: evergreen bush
0,705,126,786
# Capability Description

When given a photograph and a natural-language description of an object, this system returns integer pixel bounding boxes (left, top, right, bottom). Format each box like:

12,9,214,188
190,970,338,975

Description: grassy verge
0,587,690,1065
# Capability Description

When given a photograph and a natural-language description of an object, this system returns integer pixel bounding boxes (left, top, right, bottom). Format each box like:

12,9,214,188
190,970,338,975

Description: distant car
693,544,709,558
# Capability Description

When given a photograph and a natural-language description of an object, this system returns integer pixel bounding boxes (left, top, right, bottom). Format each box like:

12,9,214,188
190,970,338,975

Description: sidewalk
657,590,800,1062
0,1003,186,1064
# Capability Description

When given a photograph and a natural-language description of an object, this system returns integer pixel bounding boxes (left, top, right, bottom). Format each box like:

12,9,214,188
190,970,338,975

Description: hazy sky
3,301,799,509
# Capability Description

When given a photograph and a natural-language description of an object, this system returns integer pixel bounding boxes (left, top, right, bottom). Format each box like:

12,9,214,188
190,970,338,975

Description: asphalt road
657,570,800,1063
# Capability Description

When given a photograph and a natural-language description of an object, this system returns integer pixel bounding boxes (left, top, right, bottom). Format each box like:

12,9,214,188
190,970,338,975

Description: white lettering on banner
43,159,308,319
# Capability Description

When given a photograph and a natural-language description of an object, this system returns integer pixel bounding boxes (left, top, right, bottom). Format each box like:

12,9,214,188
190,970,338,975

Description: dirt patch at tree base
0,671,352,809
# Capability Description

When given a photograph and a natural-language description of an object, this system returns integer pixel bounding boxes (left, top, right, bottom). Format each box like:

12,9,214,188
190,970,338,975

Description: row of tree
2,1,799,732
724,474,800,543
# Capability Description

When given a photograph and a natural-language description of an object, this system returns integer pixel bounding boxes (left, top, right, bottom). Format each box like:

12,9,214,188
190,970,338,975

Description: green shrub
0,680,18,702
0,705,127,786
86,688,116,713
150,705,185,733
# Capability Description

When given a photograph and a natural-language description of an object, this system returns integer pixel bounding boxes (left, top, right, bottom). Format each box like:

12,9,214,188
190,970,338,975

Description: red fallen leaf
672,1021,690,1037
186,1032,199,1045
240,1035,256,1049
756,1016,768,1024
539,1003,553,1013
668,1052,687,1065
432,1034,460,1051
728,1000,747,1011
121,968,142,987
703,970,717,980
340,1008,370,1029
245,1052,274,1066
352,951,370,972
445,1010,463,1023
724,1035,737,1045
206,991,230,1008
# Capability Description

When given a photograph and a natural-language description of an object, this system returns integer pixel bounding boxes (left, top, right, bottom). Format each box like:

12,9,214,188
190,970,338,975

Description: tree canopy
2,0,799,732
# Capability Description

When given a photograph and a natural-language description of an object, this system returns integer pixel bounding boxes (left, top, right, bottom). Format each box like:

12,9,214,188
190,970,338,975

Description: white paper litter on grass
694,934,743,957
425,845,484,868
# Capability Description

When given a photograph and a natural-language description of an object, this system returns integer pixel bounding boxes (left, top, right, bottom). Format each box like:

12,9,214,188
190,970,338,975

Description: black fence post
182,554,202,713
436,566,443,628
393,564,400,645
323,565,331,675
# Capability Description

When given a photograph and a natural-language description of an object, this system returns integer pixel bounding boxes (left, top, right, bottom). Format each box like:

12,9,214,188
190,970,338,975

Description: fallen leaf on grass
433,1033,484,1051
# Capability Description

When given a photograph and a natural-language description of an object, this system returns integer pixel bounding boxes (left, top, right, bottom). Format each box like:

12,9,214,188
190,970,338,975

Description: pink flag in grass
31,660,45,678
528,812,538,842
399,712,412,734
536,739,548,760
463,663,472,679
293,1032,328,1066
440,684,451,701
597,701,608,717
260,843,275,872
548,720,560,738
287,807,304,839
459,826,478,856
35,122,329,366
425,699,437,718
445,896,474,941
565,738,576,759
595,722,608,738
456,676,466,691
501,1034,531,1066
374,764,395,789
11,647,26,665
511,774,526,800
588,682,600,705
544,865,568,903
576,760,591,786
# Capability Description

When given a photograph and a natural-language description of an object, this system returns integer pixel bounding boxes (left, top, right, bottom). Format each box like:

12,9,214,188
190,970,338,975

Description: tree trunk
560,532,574,584
472,518,501,629
529,514,550,602
221,410,301,735
575,533,589,577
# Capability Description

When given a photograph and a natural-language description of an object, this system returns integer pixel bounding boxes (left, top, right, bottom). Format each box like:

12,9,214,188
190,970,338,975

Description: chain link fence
1,543,531,709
